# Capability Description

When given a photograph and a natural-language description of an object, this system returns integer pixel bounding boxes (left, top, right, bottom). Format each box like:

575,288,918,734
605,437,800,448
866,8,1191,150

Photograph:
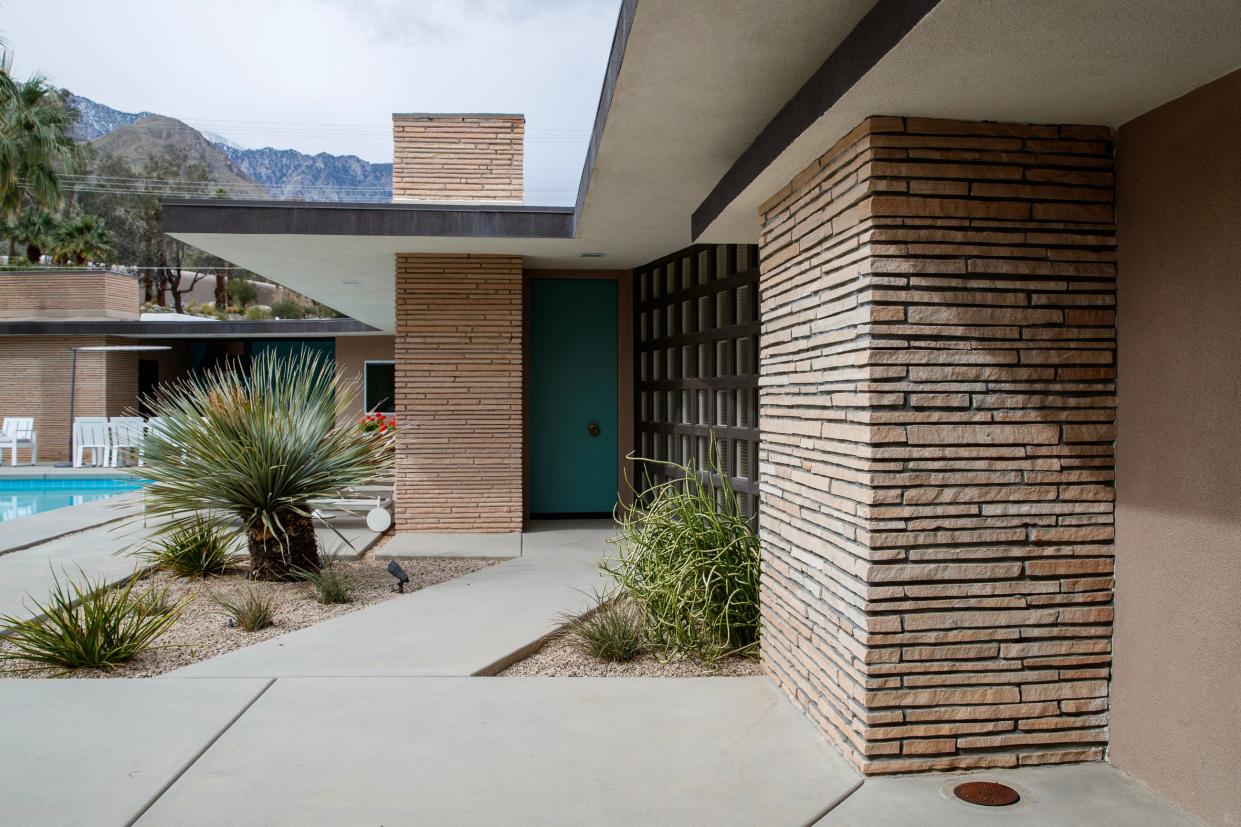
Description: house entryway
529,277,618,517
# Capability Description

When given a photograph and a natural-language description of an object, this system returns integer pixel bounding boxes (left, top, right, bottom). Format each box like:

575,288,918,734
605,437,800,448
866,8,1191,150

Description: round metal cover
953,781,1021,807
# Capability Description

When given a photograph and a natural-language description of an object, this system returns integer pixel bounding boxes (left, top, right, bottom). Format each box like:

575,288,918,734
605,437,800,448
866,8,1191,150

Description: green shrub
558,595,645,662
298,559,353,604
0,570,184,671
243,305,273,320
227,277,258,308
213,589,275,632
270,298,308,319
135,516,244,578
604,447,760,662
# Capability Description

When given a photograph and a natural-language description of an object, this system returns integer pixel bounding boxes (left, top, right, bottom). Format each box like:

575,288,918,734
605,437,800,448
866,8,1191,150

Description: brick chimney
391,113,524,203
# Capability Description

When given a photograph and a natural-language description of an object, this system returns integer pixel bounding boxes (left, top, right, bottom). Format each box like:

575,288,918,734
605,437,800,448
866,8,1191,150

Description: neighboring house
163,3,1239,824
0,268,393,462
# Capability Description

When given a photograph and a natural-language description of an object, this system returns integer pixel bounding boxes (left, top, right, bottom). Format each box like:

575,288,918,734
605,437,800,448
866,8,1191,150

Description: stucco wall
335,335,395,424
1110,69,1241,827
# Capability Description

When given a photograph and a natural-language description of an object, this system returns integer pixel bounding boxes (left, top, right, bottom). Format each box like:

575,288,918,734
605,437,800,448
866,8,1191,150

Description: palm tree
13,207,55,263
51,213,112,264
0,51,78,221
139,350,393,580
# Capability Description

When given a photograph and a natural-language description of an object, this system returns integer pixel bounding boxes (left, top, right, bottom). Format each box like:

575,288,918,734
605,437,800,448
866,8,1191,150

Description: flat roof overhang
0,318,380,338
164,200,578,331
693,0,1241,241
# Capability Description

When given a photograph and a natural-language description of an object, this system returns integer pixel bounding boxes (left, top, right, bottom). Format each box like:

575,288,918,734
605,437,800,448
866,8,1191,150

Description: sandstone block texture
394,254,523,532
392,114,524,203
758,116,1115,774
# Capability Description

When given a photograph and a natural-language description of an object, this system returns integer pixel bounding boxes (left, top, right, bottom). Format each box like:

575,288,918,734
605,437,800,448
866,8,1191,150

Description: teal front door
529,278,618,516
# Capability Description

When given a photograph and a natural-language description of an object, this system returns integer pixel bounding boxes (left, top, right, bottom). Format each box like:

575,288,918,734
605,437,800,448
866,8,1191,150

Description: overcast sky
1,0,621,203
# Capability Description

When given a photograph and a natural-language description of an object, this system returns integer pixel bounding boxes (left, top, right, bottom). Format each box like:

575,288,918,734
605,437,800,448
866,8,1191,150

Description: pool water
0,477,146,523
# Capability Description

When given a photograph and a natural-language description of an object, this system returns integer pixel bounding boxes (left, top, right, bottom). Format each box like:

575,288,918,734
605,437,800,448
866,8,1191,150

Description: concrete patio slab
168,532,606,677
0,677,271,827
0,515,152,623
816,762,1202,826
0,490,143,556
376,530,522,558
137,676,860,826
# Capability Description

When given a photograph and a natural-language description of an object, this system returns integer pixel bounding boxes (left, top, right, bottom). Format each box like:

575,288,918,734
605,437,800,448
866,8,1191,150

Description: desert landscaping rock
0,555,495,678
500,633,762,678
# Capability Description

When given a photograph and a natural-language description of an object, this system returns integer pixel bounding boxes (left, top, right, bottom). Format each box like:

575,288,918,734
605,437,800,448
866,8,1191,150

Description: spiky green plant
0,570,184,672
604,446,760,662
138,349,393,580
558,594,645,662
297,558,353,605
134,515,245,578
213,588,275,632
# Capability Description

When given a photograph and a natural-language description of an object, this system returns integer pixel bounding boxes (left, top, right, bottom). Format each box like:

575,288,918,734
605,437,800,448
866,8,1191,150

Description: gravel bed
0,554,495,679
499,634,762,678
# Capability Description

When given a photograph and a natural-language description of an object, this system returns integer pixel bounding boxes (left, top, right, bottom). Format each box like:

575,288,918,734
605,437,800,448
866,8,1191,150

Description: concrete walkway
0,519,1204,825
170,521,612,677
137,677,859,826
817,762,1201,826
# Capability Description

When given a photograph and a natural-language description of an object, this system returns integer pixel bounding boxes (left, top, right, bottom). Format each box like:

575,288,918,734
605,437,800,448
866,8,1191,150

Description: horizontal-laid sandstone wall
758,116,1116,773
394,254,523,533
392,114,524,203
0,270,140,319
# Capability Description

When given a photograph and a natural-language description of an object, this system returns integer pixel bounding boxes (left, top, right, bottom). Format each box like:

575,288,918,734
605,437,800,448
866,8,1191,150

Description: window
364,361,396,414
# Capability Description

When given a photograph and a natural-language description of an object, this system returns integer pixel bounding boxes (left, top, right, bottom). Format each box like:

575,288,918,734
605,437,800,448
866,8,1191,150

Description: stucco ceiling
697,0,1241,241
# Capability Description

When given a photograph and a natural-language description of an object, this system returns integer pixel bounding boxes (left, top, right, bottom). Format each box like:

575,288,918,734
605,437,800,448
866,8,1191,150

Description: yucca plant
605,445,761,662
138,349,393,580
134,515,245,578
0,570,184,672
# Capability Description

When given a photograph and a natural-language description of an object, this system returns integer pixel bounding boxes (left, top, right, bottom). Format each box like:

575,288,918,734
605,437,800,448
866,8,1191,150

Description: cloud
316,0,616,45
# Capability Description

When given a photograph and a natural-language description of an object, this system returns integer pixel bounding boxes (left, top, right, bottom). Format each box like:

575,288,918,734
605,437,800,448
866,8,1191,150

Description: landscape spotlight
387,560,411,593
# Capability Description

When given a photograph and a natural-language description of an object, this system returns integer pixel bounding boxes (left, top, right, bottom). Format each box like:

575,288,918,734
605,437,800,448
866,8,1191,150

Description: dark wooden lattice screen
634,244,760,517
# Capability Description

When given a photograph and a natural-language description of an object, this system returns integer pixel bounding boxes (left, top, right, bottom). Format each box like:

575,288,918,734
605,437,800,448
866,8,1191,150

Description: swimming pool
0,477,146,523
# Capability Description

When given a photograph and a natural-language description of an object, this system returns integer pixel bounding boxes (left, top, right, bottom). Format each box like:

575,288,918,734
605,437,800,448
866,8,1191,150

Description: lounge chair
0,417,37,466
73,417,111,468
109,417,146,467
309,493,394,532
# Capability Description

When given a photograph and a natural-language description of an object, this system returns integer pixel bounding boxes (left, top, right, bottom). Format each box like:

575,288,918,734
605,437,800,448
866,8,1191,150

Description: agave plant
139,349,393,580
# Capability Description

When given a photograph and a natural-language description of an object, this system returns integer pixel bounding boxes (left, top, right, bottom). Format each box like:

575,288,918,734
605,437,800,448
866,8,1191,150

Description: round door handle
587,422,601,437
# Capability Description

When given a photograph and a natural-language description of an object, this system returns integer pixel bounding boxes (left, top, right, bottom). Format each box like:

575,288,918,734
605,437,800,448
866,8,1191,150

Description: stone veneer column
394,254,524,532
758,117,1116,773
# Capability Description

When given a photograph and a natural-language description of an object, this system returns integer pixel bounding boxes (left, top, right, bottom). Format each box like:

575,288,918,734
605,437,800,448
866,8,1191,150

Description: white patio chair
73,417,111,468
0,417,37,466
109,417,146,467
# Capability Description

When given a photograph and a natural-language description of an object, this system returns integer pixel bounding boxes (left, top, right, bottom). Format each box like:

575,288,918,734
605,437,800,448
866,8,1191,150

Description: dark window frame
364,360,396,415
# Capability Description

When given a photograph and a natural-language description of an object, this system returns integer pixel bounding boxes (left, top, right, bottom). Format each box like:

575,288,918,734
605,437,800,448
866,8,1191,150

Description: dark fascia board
575,0,638,218
690,0,941,240
162,198,575,239
0,318,380,338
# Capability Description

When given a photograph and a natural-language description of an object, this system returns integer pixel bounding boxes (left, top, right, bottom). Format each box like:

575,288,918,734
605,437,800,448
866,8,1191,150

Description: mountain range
65,92,393,202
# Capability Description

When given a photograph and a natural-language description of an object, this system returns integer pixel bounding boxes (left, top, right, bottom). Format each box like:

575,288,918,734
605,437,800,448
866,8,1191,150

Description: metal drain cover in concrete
954,780,1021,806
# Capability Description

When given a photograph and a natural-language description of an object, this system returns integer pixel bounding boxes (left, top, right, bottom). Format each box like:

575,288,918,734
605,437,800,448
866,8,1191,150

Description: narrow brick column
394,254,524,532
758,117,1116,773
